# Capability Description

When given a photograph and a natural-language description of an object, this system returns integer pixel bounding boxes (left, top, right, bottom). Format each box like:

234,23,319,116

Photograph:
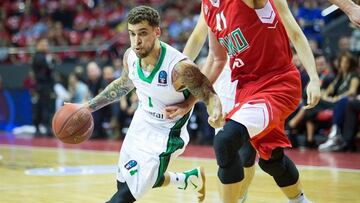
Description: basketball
52,103,94,144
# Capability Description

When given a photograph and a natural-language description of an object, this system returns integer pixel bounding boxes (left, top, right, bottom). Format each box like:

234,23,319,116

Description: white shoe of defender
180,166,206,202
288,193,313,203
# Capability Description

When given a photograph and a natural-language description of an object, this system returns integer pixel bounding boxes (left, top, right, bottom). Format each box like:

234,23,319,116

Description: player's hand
303,79,321,109
64,102,92,112
164,95,197,119
207,96,225,128
349,5,360,27
164,101,193,119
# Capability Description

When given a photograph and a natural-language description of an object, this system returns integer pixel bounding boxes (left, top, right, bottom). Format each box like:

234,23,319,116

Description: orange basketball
52,103,94,144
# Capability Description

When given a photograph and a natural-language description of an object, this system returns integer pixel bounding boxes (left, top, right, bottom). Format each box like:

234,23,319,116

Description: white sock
169,172,186,188
289,192,311,203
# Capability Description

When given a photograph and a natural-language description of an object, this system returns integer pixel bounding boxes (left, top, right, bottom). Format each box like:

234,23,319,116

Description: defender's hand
207,96,225,128
303,79,321,109
349,5,360,27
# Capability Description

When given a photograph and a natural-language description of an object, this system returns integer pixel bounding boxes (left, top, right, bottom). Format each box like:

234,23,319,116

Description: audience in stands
318,52,360,151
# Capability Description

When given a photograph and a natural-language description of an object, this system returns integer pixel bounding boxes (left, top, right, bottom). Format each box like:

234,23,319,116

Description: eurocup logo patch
125,160,137,170
124,160,138,176
158,70,167,85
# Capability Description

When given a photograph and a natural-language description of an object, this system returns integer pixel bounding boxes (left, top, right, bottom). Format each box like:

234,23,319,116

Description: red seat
316,109,333,122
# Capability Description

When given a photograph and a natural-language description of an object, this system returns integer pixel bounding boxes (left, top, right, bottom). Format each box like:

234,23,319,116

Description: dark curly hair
127,6,160,27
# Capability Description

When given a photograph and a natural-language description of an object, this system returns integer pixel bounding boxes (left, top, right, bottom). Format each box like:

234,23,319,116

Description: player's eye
139,32,148,36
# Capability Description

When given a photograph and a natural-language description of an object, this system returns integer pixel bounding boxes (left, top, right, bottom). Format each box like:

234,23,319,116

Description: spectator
53,72,70,111
338,36,351,52
287,53,335,147
112,58,123,78
100,66,116,138
73,65,86,83
118,91,138,138
339,95,360,151
318,55,360,151
296,1,325,43
86,61,104,138
68,72,89,104
31,38,55,136
304,52,359,148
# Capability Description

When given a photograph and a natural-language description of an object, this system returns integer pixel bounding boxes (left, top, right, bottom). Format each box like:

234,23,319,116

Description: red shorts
227,68,301,160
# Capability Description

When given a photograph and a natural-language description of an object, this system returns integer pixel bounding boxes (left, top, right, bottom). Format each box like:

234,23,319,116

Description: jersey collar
137,42,166,84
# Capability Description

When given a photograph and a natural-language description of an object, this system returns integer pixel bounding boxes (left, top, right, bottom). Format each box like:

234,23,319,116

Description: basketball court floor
1,133,359,203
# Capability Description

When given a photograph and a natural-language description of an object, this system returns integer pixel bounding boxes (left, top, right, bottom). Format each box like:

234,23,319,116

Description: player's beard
135,39,156,59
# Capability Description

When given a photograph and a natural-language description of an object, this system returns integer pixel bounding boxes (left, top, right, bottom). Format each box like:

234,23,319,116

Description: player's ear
155,26,161,37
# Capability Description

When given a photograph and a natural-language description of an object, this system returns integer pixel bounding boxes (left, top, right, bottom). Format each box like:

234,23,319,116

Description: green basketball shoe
179,166,206,202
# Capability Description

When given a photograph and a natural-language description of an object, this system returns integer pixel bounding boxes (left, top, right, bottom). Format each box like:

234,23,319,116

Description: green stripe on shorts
153,112,190,188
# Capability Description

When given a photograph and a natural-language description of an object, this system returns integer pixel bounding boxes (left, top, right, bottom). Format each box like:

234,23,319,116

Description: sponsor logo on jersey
144,109,165,119
158,70,167,86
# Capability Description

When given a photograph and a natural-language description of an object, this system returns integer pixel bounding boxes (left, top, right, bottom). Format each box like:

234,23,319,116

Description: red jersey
202,0,295,86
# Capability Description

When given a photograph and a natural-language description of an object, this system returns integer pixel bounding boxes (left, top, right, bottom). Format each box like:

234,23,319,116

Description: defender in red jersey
200,0,320,202
164,0,358,202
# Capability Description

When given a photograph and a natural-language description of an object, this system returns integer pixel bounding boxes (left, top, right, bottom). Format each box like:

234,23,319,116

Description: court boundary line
1,144,359,173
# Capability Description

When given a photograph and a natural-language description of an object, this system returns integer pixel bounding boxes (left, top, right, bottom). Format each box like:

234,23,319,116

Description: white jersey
127,41,189,128
213,60,237,134
118,42,191,199
213,60,237,114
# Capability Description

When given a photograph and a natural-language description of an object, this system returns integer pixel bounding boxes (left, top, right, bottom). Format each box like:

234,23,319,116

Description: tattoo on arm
88,76,134,111
89,52,134,111
173,61,216,105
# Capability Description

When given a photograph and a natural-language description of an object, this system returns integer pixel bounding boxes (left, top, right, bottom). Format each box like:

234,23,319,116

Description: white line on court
1,144,359,173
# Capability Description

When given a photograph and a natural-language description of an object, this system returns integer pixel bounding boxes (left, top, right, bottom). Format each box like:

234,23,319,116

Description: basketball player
166,1,357,203
84,6,224,203
182,0,321,203
165,9,255,202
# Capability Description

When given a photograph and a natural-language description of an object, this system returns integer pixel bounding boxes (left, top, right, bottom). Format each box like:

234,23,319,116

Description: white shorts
214,64,237,134
116,110,190,199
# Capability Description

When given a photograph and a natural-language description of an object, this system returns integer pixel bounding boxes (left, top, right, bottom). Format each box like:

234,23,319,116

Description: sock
169,172,186,189
288,192,311,203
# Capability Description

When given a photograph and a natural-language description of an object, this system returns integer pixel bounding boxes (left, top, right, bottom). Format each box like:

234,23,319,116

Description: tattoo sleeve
88,76,134,112
88,51,134,111
172,60,216,105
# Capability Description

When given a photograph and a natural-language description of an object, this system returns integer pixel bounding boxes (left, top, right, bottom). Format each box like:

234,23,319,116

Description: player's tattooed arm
172,60,215,104
88,49,134,112
172,60,224,128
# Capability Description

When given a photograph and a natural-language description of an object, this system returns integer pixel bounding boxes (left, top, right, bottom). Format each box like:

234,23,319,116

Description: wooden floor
0,139,360,203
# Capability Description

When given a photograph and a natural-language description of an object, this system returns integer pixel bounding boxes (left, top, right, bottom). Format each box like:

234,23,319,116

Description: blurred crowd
0,0,359,152
0,0,201,64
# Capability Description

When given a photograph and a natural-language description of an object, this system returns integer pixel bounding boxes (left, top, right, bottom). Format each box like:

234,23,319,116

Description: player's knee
218,153,244,184
258,148,299,187
106,181,136,203
239,142,256,167
213,120,249,168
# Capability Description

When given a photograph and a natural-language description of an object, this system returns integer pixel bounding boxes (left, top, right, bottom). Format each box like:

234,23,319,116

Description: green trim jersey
127,42,189,127
117,42,192,199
